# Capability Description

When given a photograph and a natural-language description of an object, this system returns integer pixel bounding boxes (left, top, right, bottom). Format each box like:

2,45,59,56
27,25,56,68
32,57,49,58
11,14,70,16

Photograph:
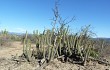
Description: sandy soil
0,41,110,70
0,42,23,58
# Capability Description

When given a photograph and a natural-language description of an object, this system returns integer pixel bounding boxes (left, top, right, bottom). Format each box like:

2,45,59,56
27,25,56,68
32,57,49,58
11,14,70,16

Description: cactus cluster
22,1,99,66
22,23,99,66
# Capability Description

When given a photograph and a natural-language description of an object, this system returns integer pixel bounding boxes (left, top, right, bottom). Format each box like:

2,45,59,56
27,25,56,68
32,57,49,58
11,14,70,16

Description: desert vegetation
0,29,22,47
0,1,110,70
13,2,110,70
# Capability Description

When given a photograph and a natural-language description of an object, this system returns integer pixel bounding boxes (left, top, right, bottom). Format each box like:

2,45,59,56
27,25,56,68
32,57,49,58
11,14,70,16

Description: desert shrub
10,35,21,41
22,23,99,66
0,36,10,46
22,18,98,66
0,29,11,47
93,38,110,58
0,29,22,47
22,2,99,66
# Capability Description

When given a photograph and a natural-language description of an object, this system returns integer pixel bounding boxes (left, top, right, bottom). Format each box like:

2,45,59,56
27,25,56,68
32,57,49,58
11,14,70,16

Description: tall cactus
23,31,33,62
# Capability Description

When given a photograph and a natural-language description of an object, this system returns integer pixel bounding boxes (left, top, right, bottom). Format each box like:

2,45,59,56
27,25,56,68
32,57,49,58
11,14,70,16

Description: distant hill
9,32,25,35
92,38,110,44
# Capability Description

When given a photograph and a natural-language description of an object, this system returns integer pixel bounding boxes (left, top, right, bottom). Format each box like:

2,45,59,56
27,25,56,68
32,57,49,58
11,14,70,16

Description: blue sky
0,0,110,38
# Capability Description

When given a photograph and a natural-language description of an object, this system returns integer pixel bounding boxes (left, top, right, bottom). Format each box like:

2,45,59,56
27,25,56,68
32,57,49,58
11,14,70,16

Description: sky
0,0,110,38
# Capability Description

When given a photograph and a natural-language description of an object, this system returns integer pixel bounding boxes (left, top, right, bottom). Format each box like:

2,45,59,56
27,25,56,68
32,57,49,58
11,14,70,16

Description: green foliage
22,1,99,66
1,29,8,36
22,20,99,66
23,31,33,62
0,29,11,47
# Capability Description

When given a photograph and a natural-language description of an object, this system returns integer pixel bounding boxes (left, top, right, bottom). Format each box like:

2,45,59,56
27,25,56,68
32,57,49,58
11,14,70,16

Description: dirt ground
0,42,23,59
0,41,110,70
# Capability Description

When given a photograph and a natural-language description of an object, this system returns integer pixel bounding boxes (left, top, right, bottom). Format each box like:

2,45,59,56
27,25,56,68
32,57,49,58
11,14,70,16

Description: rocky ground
0,57,110,70
0,41,110,70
